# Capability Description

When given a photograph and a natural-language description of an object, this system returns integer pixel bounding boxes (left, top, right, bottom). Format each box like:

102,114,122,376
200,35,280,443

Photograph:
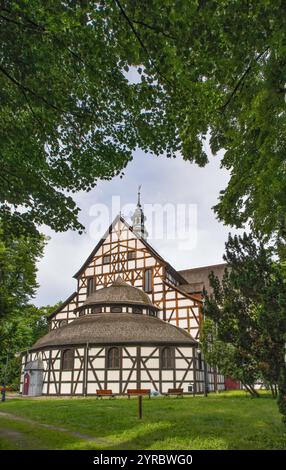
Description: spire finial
137,185,141,207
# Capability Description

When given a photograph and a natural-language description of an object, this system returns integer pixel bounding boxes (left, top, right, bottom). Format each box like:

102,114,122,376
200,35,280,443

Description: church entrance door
23,372,30,395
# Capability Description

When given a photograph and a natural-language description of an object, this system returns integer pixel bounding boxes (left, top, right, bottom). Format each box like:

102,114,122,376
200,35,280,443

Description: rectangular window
87,277,96,296
143,268,153,293
103,255,111,265
127,251,136,260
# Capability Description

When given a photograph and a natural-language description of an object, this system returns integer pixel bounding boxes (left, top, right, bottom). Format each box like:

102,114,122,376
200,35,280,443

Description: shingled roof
178,263,227,294
31,312,198,350
80,276,156,309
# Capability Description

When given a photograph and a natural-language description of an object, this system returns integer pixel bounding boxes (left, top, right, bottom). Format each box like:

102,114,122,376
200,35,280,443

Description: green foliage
0,303,58,388
1,2,286,236
0,218,57,388
202,232,286,400
0,222,45,319
0,356,21,389
113,1,286,239
0,1,178,234
201,318,261,396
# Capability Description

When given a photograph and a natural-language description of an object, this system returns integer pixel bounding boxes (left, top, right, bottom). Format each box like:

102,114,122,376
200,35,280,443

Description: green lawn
0,391,285,450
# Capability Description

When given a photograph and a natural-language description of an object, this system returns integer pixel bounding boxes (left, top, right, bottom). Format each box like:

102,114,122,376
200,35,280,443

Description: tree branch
130,19,175,39
0,12,45,32
113,0,175,89
220,47,269,112
0,6,45,31
0,64,92,119
0,64,62,113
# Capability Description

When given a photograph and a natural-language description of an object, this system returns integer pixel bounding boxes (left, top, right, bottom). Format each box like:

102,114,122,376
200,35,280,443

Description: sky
34,145,242,307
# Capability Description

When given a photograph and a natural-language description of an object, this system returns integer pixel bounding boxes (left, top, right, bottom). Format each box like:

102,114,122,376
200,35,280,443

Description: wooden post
138,395,142,419
192,347,197,396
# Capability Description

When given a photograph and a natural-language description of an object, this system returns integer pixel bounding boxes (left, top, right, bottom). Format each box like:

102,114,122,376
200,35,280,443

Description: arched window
61,349,74,371
107,347,120,369
59,319,68,327
161,347,174,369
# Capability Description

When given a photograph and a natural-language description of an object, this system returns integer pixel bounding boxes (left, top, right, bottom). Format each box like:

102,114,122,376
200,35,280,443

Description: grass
0,391,285,450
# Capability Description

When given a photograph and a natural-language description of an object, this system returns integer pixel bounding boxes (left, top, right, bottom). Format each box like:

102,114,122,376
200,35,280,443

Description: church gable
49,292,78,330
48,214,202,339
76,216,165,309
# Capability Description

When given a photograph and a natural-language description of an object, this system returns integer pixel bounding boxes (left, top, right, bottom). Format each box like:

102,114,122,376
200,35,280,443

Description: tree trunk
270,383,278,399
278,364,286,424
243,382,260,397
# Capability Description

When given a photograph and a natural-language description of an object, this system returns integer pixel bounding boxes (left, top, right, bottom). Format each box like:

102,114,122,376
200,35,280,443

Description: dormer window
165,269,179,287
132,306,142,314
110,306,122,313
91,306,101,314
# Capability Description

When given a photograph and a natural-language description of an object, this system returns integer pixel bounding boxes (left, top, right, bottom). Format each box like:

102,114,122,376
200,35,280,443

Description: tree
202,233,286,400
0,221,45,320
0,220,47,387
0,303,58,388
110,0,286,240
2,2,286,238
201,318,261,397
0,0,177,235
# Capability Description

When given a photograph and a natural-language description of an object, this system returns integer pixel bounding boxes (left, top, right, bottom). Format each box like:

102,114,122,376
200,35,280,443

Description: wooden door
23,372,30,395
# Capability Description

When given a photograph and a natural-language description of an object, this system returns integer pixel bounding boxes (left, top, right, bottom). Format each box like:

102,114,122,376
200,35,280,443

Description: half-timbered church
21,191,225,397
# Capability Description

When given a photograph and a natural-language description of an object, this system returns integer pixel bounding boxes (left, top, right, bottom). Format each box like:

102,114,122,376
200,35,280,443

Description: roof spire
131,185,148,239
137,184,141,207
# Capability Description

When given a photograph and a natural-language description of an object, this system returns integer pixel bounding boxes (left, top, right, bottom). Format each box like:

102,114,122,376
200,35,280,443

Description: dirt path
0,411,111,444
